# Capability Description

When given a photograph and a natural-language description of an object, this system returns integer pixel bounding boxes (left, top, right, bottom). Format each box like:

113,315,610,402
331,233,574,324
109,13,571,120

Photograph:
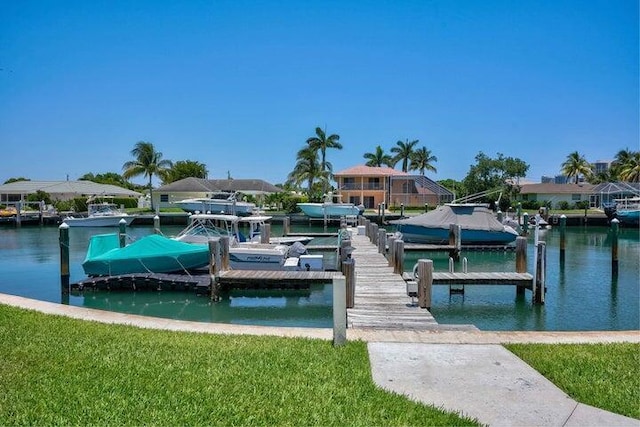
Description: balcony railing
339,183,384,191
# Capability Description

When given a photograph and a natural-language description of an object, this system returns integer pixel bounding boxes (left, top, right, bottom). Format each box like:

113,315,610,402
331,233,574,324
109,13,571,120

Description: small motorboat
63,202,135,227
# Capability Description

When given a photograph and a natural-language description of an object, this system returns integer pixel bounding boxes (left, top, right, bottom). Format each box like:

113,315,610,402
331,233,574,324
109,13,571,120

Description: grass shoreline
1,304,638,425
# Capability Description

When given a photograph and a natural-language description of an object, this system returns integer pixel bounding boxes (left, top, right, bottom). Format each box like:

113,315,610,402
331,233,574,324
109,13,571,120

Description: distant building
0,180,141,203
593,160,613,175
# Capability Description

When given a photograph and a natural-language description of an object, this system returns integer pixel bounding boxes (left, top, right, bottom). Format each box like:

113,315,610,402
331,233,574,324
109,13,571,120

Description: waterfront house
517,183,595,208
153,177,281,209
333,165,454,209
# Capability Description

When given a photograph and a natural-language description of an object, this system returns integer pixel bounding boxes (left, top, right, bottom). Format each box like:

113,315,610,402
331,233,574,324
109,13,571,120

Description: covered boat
390,204,519,245
82,233,210,276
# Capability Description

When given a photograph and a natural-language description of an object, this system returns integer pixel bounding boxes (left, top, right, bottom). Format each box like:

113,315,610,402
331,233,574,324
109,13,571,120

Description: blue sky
1,0,638,187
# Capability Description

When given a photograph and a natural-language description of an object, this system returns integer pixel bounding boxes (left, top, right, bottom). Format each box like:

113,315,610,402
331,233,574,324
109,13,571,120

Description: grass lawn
0,304,477,426
506,343,640,419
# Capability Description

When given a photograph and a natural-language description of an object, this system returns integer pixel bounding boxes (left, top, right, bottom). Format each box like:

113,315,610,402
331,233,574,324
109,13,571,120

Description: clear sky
1,0,638,187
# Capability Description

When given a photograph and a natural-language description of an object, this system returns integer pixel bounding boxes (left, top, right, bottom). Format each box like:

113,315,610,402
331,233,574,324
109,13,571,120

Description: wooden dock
346,231,446,330
216,270,341,287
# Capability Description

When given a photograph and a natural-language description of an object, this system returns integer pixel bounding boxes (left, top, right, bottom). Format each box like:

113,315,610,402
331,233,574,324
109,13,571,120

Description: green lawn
506,343,640,419
0,305,477,426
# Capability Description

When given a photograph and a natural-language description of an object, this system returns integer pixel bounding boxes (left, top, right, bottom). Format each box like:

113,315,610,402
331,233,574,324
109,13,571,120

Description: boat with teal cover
613,197,640,226
82,233,210,276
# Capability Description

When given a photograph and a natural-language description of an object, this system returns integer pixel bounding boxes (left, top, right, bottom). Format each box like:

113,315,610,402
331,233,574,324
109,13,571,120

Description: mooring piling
59,223,70,295
611,218,619,276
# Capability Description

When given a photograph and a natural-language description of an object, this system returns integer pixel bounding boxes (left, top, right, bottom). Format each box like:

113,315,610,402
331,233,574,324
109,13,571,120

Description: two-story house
333,165,453,209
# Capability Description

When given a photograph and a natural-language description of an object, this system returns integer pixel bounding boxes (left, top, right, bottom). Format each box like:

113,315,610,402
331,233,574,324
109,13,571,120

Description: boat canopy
389,204,505,232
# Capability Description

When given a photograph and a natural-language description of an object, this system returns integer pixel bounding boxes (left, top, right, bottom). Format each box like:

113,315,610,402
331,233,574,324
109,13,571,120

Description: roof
156,177,281,194
591,182,640,195
334,165,409,177
0,180,141,197
518,183,595,195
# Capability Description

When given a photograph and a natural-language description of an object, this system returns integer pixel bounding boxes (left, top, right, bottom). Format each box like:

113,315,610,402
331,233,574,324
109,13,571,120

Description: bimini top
389,204,506,232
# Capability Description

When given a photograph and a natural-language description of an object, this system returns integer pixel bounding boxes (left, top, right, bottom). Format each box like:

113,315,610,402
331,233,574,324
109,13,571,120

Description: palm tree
618,151,640,182
611,148,636,181
560,151,592,184
409,147,438,175
122,141,173,210
306,127,342,193
391,139,419,172
287,146,323,195
363,145,394,167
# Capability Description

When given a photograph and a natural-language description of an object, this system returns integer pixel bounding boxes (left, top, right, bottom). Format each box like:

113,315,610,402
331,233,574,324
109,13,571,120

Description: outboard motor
287,241,308,258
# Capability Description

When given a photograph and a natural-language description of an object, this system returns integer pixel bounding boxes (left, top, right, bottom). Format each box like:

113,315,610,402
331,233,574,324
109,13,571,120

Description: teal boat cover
83,234,210,276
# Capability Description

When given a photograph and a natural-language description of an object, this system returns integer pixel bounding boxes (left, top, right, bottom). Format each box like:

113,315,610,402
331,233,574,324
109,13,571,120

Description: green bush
556,201,570,210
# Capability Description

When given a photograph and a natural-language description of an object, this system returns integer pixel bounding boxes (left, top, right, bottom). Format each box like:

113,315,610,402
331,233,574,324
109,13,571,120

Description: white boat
237,215,314,245
297,192,364,218
63,202,135,227
390,204,519,245
173,192,256,216
173,213,322,271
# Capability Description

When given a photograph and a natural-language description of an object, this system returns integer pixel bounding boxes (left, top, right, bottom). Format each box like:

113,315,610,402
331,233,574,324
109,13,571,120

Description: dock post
332,276,347,346
497,210,503,223
400,203,404,217
611,218,619,276
377,228,386,254
516,202,522,226
220,235,230,271
515,236,527,296
119,219,127,247
448,224,461,261
393,240,404,274
417,259,433,310
59,223,70,296
15,201,21,227
371,223,379,245
343,259,355,308
559,214,566,263
381,202,385,223
153,215,161,234
424,203,428,213
283,216,290,236
533,241,546,304
260,223,271,244
387,235,396,266
339,238,352,271
522,213,529,235
208,237,222,301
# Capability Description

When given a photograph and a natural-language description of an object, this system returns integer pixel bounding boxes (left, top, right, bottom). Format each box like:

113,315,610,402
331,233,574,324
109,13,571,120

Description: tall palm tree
560,151,592,184
611,148,636,181
122,141,173,210
618,151,640,182
306,127,342,192
391,139,419,172
287,146,322,194
363,145,394,167
409,147,438,175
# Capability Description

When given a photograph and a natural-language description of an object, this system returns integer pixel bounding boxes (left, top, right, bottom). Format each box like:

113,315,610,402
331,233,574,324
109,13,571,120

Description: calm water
0,222,638,331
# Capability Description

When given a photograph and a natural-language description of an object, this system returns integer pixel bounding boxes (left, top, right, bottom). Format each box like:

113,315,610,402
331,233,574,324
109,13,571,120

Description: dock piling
153,215,161,234
59,223,70,296
533,241,546,304
208,237,222,301
332,276,346,346
377,228,386,254
393,239,404,274
559,214,567,262
611,218,619,276
119,219,127,247
417,259,433,310
343,258,355,308
282,216,290,236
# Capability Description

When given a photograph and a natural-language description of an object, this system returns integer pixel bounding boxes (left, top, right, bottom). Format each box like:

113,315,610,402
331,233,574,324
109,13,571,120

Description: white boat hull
174,199,255,216
63,215,135,227
297,203,363,218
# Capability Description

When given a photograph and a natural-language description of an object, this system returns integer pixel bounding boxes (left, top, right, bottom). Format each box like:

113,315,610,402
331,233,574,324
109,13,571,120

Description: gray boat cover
389,204,505,231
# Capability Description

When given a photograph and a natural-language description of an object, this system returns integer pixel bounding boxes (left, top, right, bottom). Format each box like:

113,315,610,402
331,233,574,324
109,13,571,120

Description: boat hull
396,224,518,245
616,210,640,226
228,245,289,270
297,203,362,218
63,215,135,227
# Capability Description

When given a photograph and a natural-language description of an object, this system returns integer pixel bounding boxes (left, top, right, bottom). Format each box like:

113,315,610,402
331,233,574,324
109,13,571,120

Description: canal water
0,222,638,331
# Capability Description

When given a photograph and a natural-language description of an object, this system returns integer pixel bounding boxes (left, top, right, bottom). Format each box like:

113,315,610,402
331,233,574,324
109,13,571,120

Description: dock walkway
346,229,473,331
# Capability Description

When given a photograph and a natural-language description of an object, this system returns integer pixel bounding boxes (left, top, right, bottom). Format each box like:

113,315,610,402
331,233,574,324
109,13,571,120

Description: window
571,194,581,201
160,194,169,202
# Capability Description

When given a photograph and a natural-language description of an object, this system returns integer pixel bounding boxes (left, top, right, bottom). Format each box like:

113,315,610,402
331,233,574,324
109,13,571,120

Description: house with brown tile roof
333,165,453,209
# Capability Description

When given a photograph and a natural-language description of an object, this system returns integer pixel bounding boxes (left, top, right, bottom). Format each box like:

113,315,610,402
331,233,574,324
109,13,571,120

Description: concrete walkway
2,293,639,426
